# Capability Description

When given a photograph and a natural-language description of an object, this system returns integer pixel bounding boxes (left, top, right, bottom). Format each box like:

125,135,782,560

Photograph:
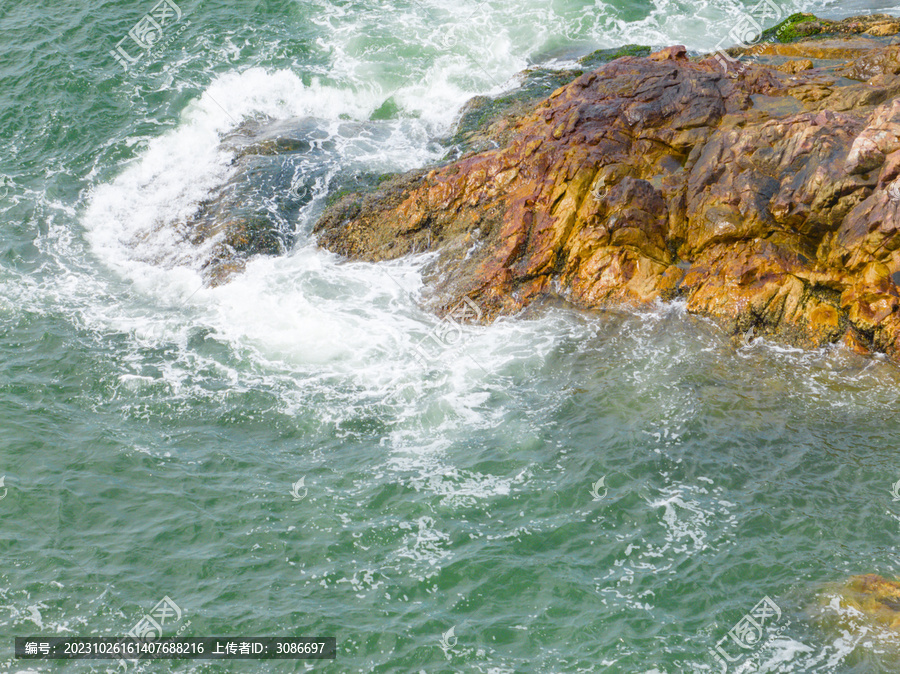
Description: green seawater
3,0,900,672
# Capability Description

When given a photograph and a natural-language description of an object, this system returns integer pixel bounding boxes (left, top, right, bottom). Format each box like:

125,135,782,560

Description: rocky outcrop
180,118,398,285
314,14,900,360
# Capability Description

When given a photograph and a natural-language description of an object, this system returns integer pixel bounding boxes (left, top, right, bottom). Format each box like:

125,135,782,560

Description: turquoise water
3,0,900,672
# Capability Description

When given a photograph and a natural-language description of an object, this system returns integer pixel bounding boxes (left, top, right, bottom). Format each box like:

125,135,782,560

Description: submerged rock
179,117,397,285
314,15,900,362
833,574,900,630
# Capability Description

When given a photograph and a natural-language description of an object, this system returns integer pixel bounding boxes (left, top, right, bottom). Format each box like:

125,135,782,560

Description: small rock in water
838,574,900,629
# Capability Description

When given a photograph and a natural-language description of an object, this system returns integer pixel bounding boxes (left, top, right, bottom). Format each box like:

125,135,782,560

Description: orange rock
312,30,900,362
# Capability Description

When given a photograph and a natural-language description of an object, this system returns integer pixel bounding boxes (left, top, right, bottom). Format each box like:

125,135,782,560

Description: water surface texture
3,0,900,672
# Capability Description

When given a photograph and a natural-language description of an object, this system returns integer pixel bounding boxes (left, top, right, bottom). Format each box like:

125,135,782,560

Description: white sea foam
71,0,832,413
3,3,898,674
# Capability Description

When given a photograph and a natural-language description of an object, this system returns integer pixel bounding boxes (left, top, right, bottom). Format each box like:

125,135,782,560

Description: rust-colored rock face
314,20,900,360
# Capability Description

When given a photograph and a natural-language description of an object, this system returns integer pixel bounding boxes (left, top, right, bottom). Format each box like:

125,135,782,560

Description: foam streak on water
2,0,899,672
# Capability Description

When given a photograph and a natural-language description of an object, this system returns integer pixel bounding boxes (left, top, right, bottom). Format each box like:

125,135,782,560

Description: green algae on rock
759,12,900,44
